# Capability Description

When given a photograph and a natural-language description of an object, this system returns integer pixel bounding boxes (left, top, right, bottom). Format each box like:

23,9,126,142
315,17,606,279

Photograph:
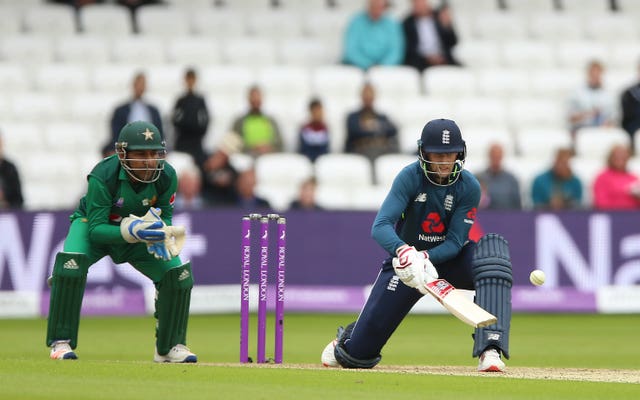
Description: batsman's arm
84,177,129,244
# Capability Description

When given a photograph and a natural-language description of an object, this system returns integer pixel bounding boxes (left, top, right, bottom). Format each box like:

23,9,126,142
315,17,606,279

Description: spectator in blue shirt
343,0,405,70
531,148,583,210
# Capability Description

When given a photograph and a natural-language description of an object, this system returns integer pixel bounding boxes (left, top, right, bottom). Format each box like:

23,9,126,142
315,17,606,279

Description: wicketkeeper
46,121,196,363
321,119,512,372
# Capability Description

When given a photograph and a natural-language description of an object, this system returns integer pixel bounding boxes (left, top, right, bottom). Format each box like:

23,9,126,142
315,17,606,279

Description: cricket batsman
46,121,197,363
321,119,512,372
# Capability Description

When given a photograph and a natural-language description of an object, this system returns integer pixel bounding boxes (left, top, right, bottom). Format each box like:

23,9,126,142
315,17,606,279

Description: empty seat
500,40,556,69
0,122,44,156
315,153,373,188
423,66,477,97
529,68,583,99
33,64,91,93
10,92,64,122
145,65,184,95
165,36,223,67
0,63,31,92
508,98,566,132
574,126,631,159
0,6,24,35
1,35,55,64
609,42,640,70
451,97,509,130
137,6,191,37
463,127,515,161
311,65,365,99
80,4,132,36
91,64,141,92
471,11,528,41
221,37,278,66
254,153,314,210
246,10,303,39
350,185,389,211
23,4,76,35
516,128,573,159
111,36,166,64
560,0,611,14
528,13,584,41
200,65,256,100
366,66,422,100
190,8,248,37
503,0,556,14
68,92,120,128
374,153,417,187
453,41,501,69
255,66,312,100
554,41,609,69
54,35,111,65
278,38,333,67
476,68,531,98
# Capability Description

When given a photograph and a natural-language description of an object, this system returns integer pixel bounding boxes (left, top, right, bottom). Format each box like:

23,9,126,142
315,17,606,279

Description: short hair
185,68,197,79
308,98,322,110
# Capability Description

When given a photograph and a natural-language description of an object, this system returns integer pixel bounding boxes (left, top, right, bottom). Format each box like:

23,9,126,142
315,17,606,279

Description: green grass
0,313,638,399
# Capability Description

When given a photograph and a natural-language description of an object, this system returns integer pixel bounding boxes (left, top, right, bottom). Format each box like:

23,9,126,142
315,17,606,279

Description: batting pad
155,262,194,356
46,252,89,349
471,234,512,359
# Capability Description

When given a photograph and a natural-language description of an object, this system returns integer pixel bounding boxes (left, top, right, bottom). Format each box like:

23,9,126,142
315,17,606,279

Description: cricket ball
529,269,546,286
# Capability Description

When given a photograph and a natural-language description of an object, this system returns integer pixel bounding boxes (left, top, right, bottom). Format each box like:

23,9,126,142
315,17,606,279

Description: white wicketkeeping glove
120,208,166,244
393,244,438,290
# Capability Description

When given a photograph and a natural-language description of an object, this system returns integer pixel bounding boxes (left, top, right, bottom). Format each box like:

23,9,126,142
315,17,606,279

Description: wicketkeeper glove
393,244,438,290
120,208,166,243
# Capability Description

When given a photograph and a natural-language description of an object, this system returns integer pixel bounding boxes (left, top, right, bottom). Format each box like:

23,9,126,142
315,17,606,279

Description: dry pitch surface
203,363,640,384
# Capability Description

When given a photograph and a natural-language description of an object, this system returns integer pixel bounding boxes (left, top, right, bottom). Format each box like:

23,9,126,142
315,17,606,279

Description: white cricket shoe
50,340,77,360
321,339,339,367
154,344,197,363
477,348,505,372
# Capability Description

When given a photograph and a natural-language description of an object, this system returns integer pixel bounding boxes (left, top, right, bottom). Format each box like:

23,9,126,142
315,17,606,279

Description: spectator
0,133,24,209
343,0,405,70
104,71,163,157
172,68,210,168
235,168,271,210
475,143,521,210
201,133,242,207
531,148,583,210
402,0,460,72
593,144,640,209
174,166,205,211
232,85,283,157
298,98,330,162
289,177,322,211
620,60,640,152
567,60,616,137
345,82,399,163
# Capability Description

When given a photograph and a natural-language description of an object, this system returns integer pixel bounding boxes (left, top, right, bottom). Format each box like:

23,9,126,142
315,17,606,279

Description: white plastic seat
24,4,76,35
278,38,333,67
43,121,99,153
471,11,528,41
311,65,366,100
574,127,631,160
302,9,351,39
516,128,573,160
217,0,273,11
463,127,515,161
314,153,373,188
503,0,556,14
561,0,611,15
145,65,184,95
137,6,190,37
68,92,120,128
246,10,303,39
54,35,111,65
165,36,222,67
476,69,531,98
10,92,64,122
0,6,24,35
448,0,502,16
254,153,314,210
366,66,422,101
0,122,44,156
451,97,509,131
452,41,501,69
508,98,566,132
528,13,584,41
314,184,352,210
80,4,132,36
554,41,609,69
617,0,640,15
609,42,640,70
111,36,166,64
423,66,477,98
583,14,637,42
200,65,256,102
277,0,330,11
350,185,389,211
529,68,583,99
255,66,312,100
221,37,278,66
190,8,248,37
0,63,30,92
1,35,55,64
91,64,141,92
570,156,605,207
33,64,90,93
500,40,556,69
374,153,417,187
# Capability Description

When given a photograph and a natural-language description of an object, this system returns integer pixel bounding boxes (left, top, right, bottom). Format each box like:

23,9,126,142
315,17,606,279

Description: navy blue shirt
372,161,480,265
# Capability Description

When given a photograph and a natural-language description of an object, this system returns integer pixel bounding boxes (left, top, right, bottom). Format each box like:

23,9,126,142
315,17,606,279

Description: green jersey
71,155,178,245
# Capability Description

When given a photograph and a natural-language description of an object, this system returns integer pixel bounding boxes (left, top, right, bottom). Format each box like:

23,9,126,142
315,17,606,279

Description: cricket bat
422,279,497,328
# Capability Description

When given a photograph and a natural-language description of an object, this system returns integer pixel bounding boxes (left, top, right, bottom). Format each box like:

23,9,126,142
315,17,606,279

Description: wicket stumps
240,213,286,364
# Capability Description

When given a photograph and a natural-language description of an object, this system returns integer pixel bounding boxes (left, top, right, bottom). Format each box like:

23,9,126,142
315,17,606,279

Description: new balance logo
442,129,450,144
63,259,79,270
178,270,190,281
488,333,501,341
414,193,427,202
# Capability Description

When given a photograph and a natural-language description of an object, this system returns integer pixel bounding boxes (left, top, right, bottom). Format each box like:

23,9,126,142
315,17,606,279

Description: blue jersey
372,161,480,265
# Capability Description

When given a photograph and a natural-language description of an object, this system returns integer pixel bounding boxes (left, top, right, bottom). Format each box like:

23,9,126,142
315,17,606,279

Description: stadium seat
554,41,609,69
570,156,605,207
137,6,191,37
33,64,91,93
476,68,531,98
463,127,515,161
311,65,365,100
23,4,76,36
560,0,611,15
528,13,584,41
350,185,389,211
314,184,352,210
0,122,44,156
43,121,98,153
503,0,556,14
189,8,248,37
500,40,557,69
221,37,278,66
366,66,422,101
54,35,111,65
452,41,501,69
374,153,417,187
0,35,54,65
200,65,255,103
515,128,573,159
255,66,312,101
166,151,198,177
0,63,31,92
423,66,477,98
508,98,566,132
609,42,640,70
314,153,373,188
91,64,141,93
470,12,528,41
574,127,631,160
583,14,637,42
451,97,509,131
277,38,333,67
68,92,120,128
111,36,166,64
529,68,583,99
254,153,314,210
145,65,184,96
0,6,24,35
165,36,223,67
617,0,640,16
10,92,64,122
246,9,303,39
80,4,132,36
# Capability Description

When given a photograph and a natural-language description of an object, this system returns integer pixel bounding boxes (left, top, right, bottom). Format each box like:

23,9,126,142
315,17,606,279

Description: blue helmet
417,119,466,186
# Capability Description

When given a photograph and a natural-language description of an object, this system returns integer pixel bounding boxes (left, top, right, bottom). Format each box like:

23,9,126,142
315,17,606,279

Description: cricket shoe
50,340,77,360
321,339,339,367
477,348,505,372
154,344,197,363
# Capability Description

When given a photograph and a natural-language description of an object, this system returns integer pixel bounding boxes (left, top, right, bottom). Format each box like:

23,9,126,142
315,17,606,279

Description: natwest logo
422,212,445,233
